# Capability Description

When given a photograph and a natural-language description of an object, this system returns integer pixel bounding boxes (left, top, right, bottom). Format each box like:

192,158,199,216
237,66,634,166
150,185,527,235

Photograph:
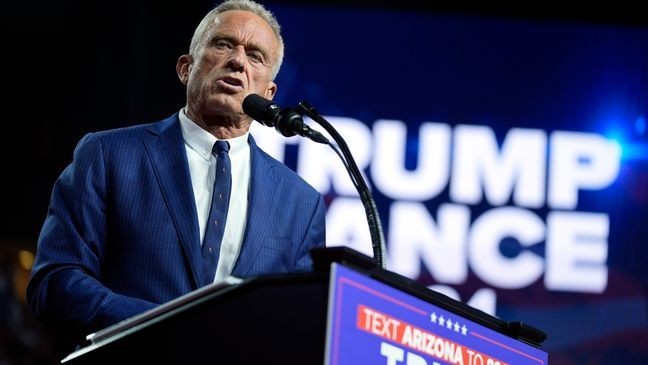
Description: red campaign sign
357,304,509,365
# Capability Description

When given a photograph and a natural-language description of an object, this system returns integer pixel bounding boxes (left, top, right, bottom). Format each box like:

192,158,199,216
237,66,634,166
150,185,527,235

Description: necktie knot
214,140,230,154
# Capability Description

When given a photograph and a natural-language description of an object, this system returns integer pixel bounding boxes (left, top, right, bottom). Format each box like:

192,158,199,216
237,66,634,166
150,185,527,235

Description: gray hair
189,0,285,79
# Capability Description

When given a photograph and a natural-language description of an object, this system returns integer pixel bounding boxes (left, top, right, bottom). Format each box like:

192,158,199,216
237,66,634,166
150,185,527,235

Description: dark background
2,0,647,247
1,1,646,364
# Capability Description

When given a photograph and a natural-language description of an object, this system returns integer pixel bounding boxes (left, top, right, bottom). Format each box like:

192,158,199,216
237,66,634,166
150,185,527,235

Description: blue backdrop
255,3,648,364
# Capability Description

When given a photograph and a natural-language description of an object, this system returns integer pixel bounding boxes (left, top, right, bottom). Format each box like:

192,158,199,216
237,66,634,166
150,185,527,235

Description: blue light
622,143,648,160
603,121,648,161
635,116,646,136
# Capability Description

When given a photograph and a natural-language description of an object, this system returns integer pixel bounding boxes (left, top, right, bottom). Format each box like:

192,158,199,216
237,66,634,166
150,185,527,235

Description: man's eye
215,40,233,49
248,51,263,62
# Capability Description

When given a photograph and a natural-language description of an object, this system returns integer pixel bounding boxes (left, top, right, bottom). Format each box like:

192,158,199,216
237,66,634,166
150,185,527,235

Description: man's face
181,10,279,123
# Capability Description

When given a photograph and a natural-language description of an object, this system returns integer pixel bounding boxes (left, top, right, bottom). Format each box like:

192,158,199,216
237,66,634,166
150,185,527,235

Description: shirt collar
179,108,249,160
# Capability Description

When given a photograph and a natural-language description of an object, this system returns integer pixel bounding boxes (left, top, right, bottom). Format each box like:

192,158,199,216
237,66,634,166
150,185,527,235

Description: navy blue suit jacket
26,113,326,339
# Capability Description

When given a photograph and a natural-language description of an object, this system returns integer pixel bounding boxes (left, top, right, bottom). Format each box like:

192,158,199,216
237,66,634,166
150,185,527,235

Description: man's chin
206,97,242,116
209,92,242,106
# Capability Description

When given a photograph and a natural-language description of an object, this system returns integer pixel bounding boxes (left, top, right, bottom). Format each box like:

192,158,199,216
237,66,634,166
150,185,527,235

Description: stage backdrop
248,3,648,364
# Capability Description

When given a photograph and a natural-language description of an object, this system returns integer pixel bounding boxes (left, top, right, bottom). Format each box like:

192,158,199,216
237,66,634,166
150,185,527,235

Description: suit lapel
143,115,202,288
232,135,280,276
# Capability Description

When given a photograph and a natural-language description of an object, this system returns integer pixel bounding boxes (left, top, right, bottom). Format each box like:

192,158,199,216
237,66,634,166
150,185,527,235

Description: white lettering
545,211,609,292
389,202,469,283
381,341,405,365
548,131,621,209
406,352,428,365
256,118,618,298
469,207,545,289
451,125,546,208
372,121,451,200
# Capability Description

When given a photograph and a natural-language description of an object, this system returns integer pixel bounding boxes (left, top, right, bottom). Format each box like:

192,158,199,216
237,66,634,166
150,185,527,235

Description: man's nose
226,45,246,72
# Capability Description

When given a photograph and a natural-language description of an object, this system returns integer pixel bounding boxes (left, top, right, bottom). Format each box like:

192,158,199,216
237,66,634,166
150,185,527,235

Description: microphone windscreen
242,94,279,127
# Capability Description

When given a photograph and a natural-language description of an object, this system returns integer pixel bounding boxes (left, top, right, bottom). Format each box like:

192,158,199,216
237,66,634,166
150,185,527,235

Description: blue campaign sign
325,263,548,365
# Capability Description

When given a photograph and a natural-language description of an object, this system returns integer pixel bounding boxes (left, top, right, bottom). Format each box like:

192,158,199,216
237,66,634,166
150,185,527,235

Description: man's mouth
219,76,243,88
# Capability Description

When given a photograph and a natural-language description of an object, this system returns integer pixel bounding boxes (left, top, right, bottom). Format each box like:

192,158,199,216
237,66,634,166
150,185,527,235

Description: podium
61,247,549,364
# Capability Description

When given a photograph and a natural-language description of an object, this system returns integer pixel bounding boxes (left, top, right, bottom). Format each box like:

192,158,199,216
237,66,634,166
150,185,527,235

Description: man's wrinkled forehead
210,11,279,57
211,10,277,42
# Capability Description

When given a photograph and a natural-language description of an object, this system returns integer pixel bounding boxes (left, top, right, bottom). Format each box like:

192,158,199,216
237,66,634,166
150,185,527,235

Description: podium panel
325,263,548,364
61,247,548,364
62,274,330,364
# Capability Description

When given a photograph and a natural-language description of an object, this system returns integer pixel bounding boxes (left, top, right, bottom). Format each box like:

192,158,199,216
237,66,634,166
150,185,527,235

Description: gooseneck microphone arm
296,101,387,269
242,93,387,269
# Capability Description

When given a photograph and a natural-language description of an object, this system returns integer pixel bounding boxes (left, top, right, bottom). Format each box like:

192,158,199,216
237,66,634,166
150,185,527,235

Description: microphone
242,94,328,144
245,93,387,268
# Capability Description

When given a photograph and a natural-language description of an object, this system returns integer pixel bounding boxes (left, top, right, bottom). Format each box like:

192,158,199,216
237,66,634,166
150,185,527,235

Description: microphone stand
297,100,387,269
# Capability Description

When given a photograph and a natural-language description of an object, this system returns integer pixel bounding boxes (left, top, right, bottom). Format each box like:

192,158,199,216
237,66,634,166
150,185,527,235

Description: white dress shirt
179,109,250,284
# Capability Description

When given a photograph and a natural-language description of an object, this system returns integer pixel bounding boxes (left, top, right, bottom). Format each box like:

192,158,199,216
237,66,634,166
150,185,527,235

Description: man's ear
263,81,277,100
176,54,193,85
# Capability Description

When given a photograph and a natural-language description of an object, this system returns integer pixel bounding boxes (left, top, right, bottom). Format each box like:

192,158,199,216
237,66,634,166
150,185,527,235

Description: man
26,0,326,346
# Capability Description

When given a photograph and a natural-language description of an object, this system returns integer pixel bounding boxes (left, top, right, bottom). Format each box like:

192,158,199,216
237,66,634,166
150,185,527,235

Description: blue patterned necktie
201,140,231,286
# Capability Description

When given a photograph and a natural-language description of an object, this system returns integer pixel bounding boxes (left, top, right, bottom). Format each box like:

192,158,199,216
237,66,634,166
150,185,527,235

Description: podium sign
58,247,547,364
325,263,548,365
